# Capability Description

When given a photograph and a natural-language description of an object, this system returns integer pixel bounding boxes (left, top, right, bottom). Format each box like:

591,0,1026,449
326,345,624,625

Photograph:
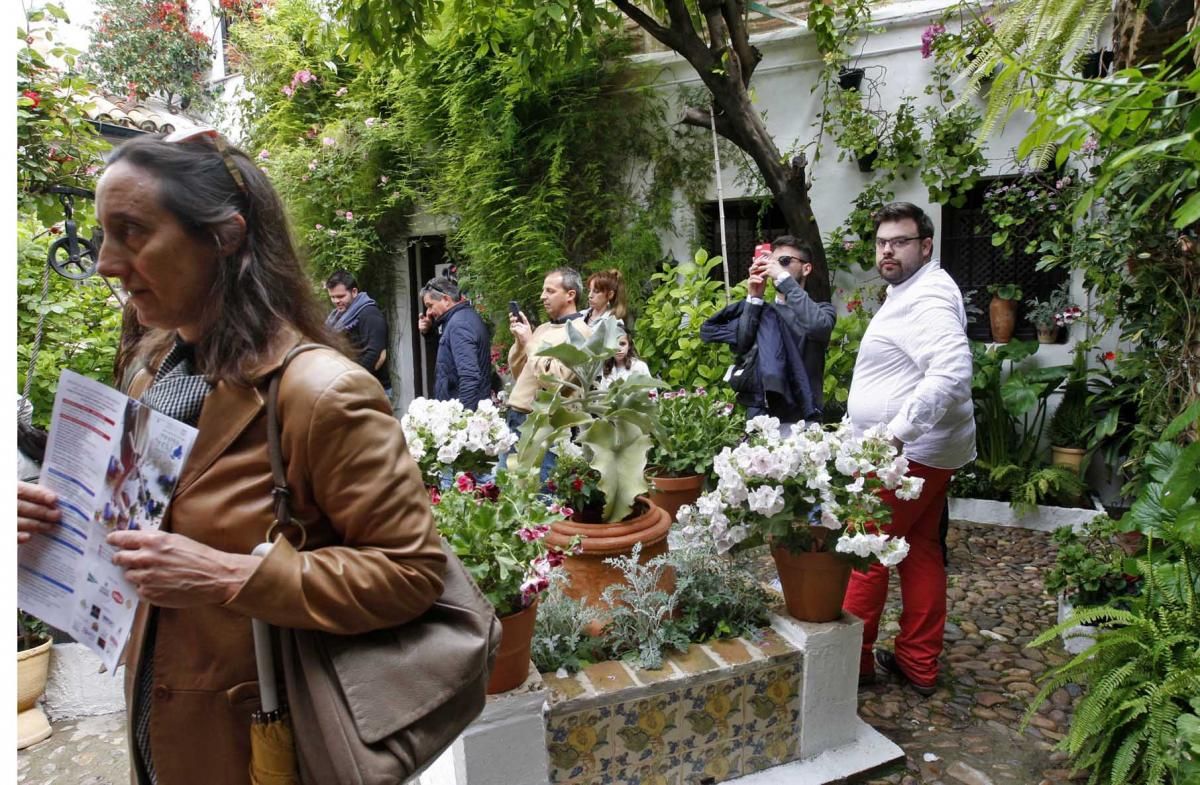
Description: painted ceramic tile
546,703,615,784
742,659,801,736
607,754,682,785
678,740,743,784
611,691,683,767
742,726,800,773
673,675,747,752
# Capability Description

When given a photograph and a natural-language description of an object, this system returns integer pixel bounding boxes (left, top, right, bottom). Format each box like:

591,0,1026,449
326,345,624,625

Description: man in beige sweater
505,268,592,477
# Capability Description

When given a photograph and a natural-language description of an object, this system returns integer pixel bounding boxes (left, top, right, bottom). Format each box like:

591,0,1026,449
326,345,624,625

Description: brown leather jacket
123,332,446,785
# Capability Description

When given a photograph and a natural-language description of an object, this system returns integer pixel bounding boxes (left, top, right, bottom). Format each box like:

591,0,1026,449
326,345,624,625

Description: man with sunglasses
702,235,836,434
844,202,975,698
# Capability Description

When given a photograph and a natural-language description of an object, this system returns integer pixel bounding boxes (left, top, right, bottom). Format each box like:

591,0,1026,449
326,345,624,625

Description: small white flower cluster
676,417,922,565
400,398,516,477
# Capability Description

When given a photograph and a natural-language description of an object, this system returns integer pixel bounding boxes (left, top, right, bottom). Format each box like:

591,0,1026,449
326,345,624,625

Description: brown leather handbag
266,344,502,784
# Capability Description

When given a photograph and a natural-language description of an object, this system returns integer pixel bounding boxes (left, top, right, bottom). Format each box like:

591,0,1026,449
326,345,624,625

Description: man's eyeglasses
776,255,809,267
875,236,922,251
163,126,248,196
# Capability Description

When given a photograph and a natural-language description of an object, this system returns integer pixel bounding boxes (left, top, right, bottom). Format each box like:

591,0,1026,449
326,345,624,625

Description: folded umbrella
249,542,299,785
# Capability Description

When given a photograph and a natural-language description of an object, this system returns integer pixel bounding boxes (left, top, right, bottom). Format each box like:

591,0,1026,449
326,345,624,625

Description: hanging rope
21,261,53,410
709,102,731,300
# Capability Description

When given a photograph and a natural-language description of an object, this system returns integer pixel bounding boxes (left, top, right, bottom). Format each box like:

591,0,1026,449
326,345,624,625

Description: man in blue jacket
421,277,492,410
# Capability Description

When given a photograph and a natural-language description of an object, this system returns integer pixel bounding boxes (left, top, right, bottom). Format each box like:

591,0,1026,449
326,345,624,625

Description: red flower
846,299,862,313
427,486,441,505
1103,351,1116,362
455,473,476,493
546,480,557,492
475,482,500,502
571,477,584,493
21,90,40,108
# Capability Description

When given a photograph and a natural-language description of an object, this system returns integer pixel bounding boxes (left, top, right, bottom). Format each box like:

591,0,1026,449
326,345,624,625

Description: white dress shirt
846,259,976,470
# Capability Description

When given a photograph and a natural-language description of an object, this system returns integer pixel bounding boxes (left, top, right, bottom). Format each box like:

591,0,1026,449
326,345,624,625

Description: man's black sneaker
875,649,936,697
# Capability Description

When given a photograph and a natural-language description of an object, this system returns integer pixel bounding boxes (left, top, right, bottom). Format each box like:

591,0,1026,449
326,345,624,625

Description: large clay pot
544,496,673,628
770,547,852,623
646,473,705,522
1037,325,1060,344
17,638,53,749
486,600,538,694
989,297,1018,343
1050,446,1087,472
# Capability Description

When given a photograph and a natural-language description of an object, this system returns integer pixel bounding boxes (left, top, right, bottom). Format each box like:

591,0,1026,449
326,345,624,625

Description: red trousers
843,461,954,686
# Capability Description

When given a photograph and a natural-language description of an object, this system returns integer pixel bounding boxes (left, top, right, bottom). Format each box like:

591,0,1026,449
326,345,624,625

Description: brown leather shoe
875,649,936,696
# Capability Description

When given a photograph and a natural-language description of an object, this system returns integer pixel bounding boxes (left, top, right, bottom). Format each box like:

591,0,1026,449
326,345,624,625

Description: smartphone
753,242,772,266
508,300,522,319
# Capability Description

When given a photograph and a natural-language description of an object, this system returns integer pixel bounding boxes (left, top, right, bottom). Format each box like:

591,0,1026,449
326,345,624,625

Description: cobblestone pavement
18,520,1081,785
855,521,1084,785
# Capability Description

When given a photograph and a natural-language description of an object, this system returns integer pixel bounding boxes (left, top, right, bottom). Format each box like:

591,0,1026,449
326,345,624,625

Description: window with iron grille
698,199,789,284
940,178,1068,342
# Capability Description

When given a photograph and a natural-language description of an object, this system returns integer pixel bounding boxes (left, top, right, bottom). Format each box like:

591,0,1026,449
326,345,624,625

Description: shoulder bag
266,344,502,785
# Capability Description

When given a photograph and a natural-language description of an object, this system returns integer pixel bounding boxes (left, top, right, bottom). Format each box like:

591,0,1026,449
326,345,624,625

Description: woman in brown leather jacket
73,131,446,784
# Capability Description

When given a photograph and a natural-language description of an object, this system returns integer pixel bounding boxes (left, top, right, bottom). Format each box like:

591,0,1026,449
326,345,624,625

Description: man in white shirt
845,202,975,697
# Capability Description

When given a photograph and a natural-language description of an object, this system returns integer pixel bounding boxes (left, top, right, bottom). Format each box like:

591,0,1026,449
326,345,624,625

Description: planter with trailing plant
18,612,53,749
1026,281,1081,345
1044,515,1139,653
429,470,574,693
514,318,668,620
986,283,1022,343
677,417,923,622
837,66,865,90
1048,344,1093,472
645,387,742,520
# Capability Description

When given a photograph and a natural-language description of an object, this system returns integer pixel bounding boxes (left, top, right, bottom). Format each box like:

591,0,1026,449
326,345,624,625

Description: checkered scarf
133,338,211,783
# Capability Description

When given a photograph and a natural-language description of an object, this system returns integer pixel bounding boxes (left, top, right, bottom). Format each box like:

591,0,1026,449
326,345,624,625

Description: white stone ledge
949,495,1106,533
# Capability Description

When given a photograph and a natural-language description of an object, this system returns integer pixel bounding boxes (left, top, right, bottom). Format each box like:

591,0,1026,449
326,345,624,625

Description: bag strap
265,343,327,549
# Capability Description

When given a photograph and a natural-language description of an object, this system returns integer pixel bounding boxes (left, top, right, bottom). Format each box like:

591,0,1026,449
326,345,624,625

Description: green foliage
823,181,895,276
1048,344,1093,449
983,174,1073,258
919,101,986,208
1027,418,1200,784
18,611,50,652
1045,516,1136,608
639,250,747,391
820,292,876,422
84,0,212,111
429,471,566,617
530,576,605,674
1026,280,1078,331
17,214,123,428
667,544,771,644
514,318,661,522
986,283,1023,301
647,388,743,479
17,5,107,223
599,543,691,671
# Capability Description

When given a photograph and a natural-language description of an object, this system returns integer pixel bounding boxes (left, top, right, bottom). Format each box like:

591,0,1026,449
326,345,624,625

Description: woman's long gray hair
105,134,345,385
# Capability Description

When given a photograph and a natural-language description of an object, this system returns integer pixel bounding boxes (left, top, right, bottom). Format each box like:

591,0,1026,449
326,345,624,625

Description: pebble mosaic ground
18,521,1083,785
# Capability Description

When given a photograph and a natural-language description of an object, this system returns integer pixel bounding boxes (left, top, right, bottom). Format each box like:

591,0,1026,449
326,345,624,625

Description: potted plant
986,283,1023,343
1048,344,1093,470
645,388,743,520
921,15,998,81
400,397,516,486
1026,282,1082,343
513,318,669,616
827,88,886,172
837,66,865,91
430,470,575,693
677,416,921,622
18,611,53,749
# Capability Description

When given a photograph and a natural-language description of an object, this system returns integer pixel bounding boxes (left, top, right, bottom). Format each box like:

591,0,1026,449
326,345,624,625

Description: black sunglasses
776,255,809,267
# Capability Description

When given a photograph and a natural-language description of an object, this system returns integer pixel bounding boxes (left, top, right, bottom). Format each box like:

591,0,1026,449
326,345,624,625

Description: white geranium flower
746,415,782,441
896,476,924,501
846,476,865,494
878,536,910,567
746,485,786,517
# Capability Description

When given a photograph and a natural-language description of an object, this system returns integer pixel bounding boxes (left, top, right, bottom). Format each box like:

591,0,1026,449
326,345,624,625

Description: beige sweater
507,317,592,413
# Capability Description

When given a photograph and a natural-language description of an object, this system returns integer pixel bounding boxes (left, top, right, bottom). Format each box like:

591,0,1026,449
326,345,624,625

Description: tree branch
698,0,744,87
723,0,761,87
611,0,681,51
681,105,737,142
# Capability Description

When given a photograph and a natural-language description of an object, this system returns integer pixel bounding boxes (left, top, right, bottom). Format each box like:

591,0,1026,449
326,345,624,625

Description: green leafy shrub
1044,516,1136,608
820,292,877,423
647,388,743,479
530,576,605,674
668,545,771,643
599,544,690,670
639,250,747,391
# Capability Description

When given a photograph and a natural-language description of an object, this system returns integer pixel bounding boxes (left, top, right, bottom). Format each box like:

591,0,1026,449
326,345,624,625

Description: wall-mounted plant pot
837,67,865,91
1079,50,1113,78
856,151,877,173
1036,325,1060,344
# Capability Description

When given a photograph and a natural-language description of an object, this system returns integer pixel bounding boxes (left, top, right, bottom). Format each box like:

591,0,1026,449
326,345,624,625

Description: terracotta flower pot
544,496,673,630
17,638,53,749
770,547,852,623
646,473,705,522
1050,446,1087,472
486,600,538,694
989,297,1018,343
1036,325,1059,344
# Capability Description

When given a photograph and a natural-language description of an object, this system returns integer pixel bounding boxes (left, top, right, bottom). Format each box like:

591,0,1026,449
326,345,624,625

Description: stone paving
17,520,1083,785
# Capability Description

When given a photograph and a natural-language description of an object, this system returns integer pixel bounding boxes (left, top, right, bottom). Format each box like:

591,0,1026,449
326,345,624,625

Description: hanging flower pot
1036,325,1060,344
486,600,538,694
837,67,865,91
770,547,852,623
646,473,705,522
544,496,673,628
1079,50,1113,78
988,295,1018,343
856,150,877,173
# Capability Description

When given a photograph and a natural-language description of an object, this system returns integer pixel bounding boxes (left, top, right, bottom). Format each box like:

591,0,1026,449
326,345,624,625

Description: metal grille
699,199,790,284
940,179,1067,342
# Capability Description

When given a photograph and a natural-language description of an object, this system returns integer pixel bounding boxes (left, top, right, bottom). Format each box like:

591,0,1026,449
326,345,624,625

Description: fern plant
1009,464,1089,514
1026,406,1200,784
